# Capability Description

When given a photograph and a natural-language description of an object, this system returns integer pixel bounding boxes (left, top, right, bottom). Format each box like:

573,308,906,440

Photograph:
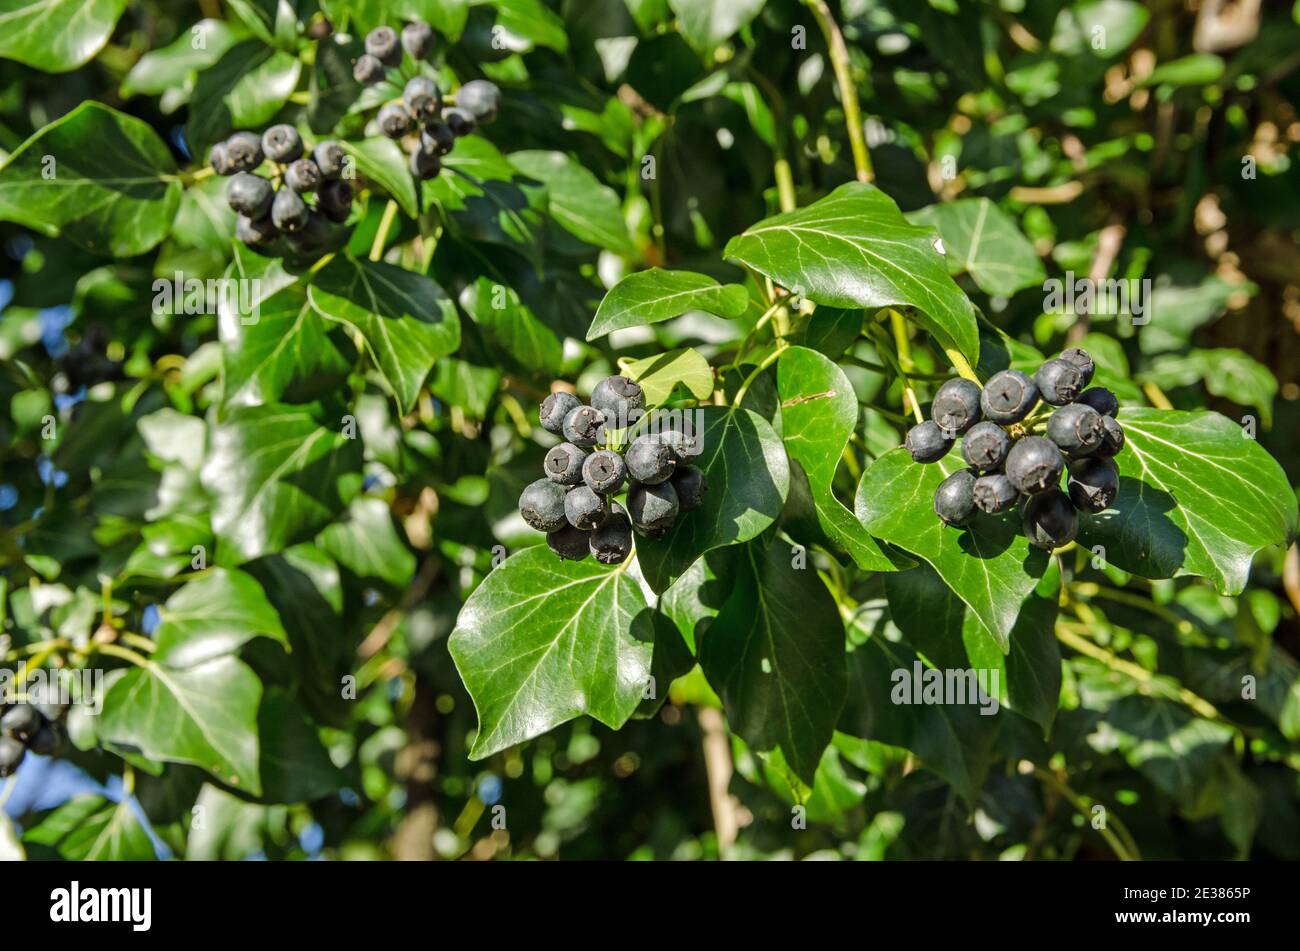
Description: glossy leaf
344,137,420,219
587,267,749,340
509,149,634,255
22,796,154,860
426,136,547,262
316,497,415,586
185,40,301,154
621,347,713,405
908,198,1046,297
153,567,289,667
0,0,127,72
458,275,563,377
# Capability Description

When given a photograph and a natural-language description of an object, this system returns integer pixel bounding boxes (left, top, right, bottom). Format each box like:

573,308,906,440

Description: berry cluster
0,697,66,778
352,22,501,180
210,125,354,260
519,377,707,565
904,349,1126,550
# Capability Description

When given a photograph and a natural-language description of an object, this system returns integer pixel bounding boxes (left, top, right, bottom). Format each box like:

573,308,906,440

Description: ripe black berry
236,214,280,253
378,102,415,139
931,378,982,436
1067,456,1119,513
981,369,1039,424
226,172,274,219
1005,436,1065,494
27,725,58,757
210,141,235,175
262,124,303,163
961,421,1011,472
660,429,701,463
565,485,608,531
547,524,590,561
934,469,977,526
1047,403,1105,458
445,107,477,137
972,473,1018,514
1060,348,1095,387
409,146,442,180
1095,415,1125,458
583,450,626,494
421,122,456,156
1022,491,1078,550
562,406,605,448
366,26,402,67
544,442,586,485
403,76,442,121
353,53,386,83
590,508,633,565
625,434,676,484
457,80,502,124
905,420,953,464
313,140,347,178
1076,387,1119,418
402,20,435,60
520,478,567,532
271,187,310,232
285,212,335,257
628,481,679,533
1,703,41,739
284,158,322,193
540,391,581,435
1035,358,1085,406
224,131,263,172
590,375,645,425
672,465,706,512
0,736,24,777
318,179,354,223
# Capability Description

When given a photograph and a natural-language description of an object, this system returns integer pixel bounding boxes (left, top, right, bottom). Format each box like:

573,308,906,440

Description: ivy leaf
448,547,658,759
509,149,635,256
471,0,567,52
21,796,154,861
99,654,263,794
668,0,765,53
121,18,245,99
308,255,461,413
426,136,547,264
1078,409,1299,596
344,137,420,219
635,406,790,592
0,102,181,257
621,347,714,405
777,346,897,571
857,448,1049,645
201,402,363,564
1102,697,1234,805
587,268,748,340
1143,349,1277,427
256,688,347,803
0,0,127,72
699,541,847,785
153,567,289,668
458,275,563,378
908,198,1045,297
186,40,302,155
316,497,416,587
724,182,980,364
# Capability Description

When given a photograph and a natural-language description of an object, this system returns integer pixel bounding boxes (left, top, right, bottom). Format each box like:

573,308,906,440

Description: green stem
945,346,981,383
733,344,786,408
1032,767,1139,861
92,642,152,668
887,310,924,424
805,0,873,182
370,199,400,262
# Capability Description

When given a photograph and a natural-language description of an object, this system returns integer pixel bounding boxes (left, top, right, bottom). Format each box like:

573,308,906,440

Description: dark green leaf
587,268,748,340
0,0,127,72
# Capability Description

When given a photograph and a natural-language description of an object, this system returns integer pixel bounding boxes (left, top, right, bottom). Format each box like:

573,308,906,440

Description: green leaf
448,547,658,759
635,406,790,592
0,0,127,72
908,198,1046,297
426,136,548,263
1140,52,1225,88
316,497,416,586
1077,409,1299,596
201,402,363,564
121,18,245,98
856,447,1049,645
308,255,461,413
458,275,563,378
777,346,896,571
621,347,713,405
509,149,634,256
22,796,154,860
699,541,846,785
667,0,765,53
153,567,289,667
724,183,980,364
1102,696,1234,805
0,102,181,257
257,687,347,803
469,0,567,52
186,40,302,155
100,654,263,794
587,268,748,340
1143,348,1277,427
344,137,420,219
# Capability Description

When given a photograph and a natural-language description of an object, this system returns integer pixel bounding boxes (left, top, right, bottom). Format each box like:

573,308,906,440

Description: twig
805,0,873,182
698,706,739,857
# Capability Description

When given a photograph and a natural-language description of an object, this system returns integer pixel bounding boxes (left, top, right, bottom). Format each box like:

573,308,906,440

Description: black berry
262,124,303,163
313,140,347,178
540,391,581,434
224,131,263,172
961,421,1011,472
409,146,442,180
625,433,676,484
421,122,456,156
457,80,501,124
1035,358,1085,406
378,102,415,139
660,429,702,462
318,179,354,223
27,725,58,757
445,107,477,137
226,172,274,219
366,26,402,67
0,736,24,777
1047,403,1106,458
285,212,335,258
1022,491,1078,550
210,141,235,175
931,378,982,436
1096,415,1125,458
562,405,605,449
981,369,1039,424
547,524,590,561
628,481,678,533
1076,387,1119,418
353,53,386,83
544,442,586,485
284,158,322,193
403,76,442,121
934,469,977,526
972,473,1018,514
672,465,706,512
1005,436,1065,495
520,478,567,532
905,420,953,464
1,703,41,740
402,20,435,60
1060,347,1095,387
565,485,608,531
583,450,626,495
1067,456,1119,513
271,187,310,232
236,214,280,253
590,375,645,426
590,508,633,565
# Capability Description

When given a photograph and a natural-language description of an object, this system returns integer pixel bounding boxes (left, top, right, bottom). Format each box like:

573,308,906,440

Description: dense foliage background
1,0,1299,861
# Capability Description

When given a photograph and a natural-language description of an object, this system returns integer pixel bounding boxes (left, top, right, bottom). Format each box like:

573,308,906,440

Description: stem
370,199,400,262
1142,381,1174,410
1031,767,1139,861
698,706,739,858
887,310,924,424
774,158,797,213
728,299,784,373
805,0,873,182
92,642,152,668
733,344,786,408
944,346,981,383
